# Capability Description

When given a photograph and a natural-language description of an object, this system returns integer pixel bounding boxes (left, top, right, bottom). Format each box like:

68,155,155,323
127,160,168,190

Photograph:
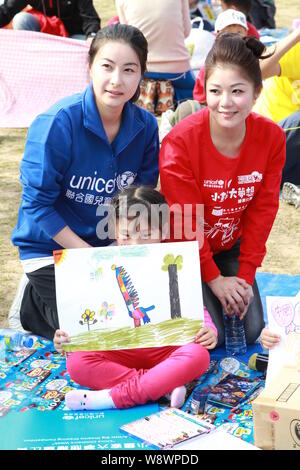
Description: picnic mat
0,272,299,450
0,29,89,128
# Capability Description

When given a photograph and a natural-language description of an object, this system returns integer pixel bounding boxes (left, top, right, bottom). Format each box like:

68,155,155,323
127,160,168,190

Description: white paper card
266,291,300,385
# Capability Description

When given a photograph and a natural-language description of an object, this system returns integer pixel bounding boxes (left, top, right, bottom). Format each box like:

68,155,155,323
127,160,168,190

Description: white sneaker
8,274,30,332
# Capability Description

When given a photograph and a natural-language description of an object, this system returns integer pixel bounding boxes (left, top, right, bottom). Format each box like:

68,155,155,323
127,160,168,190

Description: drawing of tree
161,254,183,319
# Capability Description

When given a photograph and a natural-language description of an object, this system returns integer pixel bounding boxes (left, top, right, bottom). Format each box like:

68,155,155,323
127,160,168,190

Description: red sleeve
193,66,206,103
237,126,286,284
159,130,221,283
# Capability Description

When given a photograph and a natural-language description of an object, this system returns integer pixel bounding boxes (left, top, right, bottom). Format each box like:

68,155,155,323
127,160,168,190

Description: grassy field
0,0,300,328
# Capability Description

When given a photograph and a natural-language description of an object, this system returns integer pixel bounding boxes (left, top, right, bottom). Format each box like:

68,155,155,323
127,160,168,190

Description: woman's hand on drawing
194,326,217,350
207,275,253,318
53,329,70,353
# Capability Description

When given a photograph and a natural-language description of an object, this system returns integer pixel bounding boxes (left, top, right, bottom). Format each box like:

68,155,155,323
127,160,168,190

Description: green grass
63,318,203,352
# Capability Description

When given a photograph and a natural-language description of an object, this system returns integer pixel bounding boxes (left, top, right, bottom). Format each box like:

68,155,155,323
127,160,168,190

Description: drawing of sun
54,250,67,266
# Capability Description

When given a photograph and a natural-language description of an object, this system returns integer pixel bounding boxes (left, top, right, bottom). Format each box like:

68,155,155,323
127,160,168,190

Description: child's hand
194,326,217,350
53,329,70,353
260,327,281,350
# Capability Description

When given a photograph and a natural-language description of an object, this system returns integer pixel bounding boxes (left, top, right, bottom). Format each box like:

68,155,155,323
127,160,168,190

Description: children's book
207,374,261,408
120,408,215,450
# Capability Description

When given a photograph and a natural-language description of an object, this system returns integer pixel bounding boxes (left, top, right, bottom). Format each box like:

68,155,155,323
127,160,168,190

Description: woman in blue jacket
11,23,159,339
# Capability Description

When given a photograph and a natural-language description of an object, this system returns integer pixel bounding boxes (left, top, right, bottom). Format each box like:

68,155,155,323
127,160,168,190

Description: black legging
202,240,265,347
20,264,58,340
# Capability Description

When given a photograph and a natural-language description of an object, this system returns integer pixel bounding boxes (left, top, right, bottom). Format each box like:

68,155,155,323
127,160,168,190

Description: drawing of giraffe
111,264,155,328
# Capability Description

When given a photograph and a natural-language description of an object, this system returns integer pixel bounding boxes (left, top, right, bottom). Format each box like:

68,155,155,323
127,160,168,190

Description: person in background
193,8,248,104
115,0,195,114
220,0,260,38
0,0,100,41
159,33,286,347
253,26,300,122
248,0,276,30
189,0,214,32
279,110,300,193
54,186,217,411
10,24,159,340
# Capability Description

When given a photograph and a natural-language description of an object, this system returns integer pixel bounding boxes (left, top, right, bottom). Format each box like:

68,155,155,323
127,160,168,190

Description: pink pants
66,343,210,409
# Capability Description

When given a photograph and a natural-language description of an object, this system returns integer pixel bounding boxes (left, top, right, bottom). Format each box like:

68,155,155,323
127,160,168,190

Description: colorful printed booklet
207,374,261,408
120,408,215,450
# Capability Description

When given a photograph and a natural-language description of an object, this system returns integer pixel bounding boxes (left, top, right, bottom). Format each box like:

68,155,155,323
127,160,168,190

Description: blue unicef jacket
12,84,159,259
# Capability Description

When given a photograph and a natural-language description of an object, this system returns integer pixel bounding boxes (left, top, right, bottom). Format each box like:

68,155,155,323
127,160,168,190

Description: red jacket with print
159,107,286,285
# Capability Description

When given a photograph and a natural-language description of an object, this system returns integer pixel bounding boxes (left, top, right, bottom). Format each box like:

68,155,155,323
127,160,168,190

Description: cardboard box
253,365,300,450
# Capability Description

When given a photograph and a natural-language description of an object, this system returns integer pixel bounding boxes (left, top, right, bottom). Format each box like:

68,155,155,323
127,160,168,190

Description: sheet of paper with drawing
266,291,300,385
54,241,204,352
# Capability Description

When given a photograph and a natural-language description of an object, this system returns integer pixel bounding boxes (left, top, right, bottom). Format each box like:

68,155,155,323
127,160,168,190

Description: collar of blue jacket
83,83,146,156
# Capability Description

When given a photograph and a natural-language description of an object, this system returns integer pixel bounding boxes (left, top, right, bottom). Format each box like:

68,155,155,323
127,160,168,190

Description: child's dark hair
88,24,148,103
204,33,270,93
221,0,252,16
112,186,168,233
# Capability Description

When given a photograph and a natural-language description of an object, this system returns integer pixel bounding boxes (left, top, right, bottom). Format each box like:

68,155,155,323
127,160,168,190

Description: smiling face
206,63,258,132
89,40,142,113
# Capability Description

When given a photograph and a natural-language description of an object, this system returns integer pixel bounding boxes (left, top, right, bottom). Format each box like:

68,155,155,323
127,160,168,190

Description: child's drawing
266,293,300,385
112,264,155,328
161,254,182,319
54,241,204,352
271,301,300,334
79,309,97,331
99,302,115,323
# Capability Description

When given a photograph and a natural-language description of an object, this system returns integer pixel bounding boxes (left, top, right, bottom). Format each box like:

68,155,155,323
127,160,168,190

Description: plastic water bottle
190,389,207,415
0,329,38,351
223,313,247,356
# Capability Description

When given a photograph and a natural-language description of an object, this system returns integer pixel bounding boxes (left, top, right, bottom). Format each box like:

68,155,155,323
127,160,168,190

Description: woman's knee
13,12,41,31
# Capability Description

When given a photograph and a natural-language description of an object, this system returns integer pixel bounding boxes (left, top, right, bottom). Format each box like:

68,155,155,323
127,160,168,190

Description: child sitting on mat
54,186,217,410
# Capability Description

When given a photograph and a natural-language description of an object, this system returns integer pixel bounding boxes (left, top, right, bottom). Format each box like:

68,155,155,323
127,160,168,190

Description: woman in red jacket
159,33,286,346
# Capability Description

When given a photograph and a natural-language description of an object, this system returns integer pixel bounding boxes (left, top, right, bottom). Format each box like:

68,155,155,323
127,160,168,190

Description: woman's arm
160,128,251,315
182,0,192,38
53,226,91,249
77,0,101,38
159,131,221,283
237,125,286,286
260,27,300,79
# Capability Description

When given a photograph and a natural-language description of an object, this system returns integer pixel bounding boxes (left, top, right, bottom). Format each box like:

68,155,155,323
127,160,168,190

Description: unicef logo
117,171,136,190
